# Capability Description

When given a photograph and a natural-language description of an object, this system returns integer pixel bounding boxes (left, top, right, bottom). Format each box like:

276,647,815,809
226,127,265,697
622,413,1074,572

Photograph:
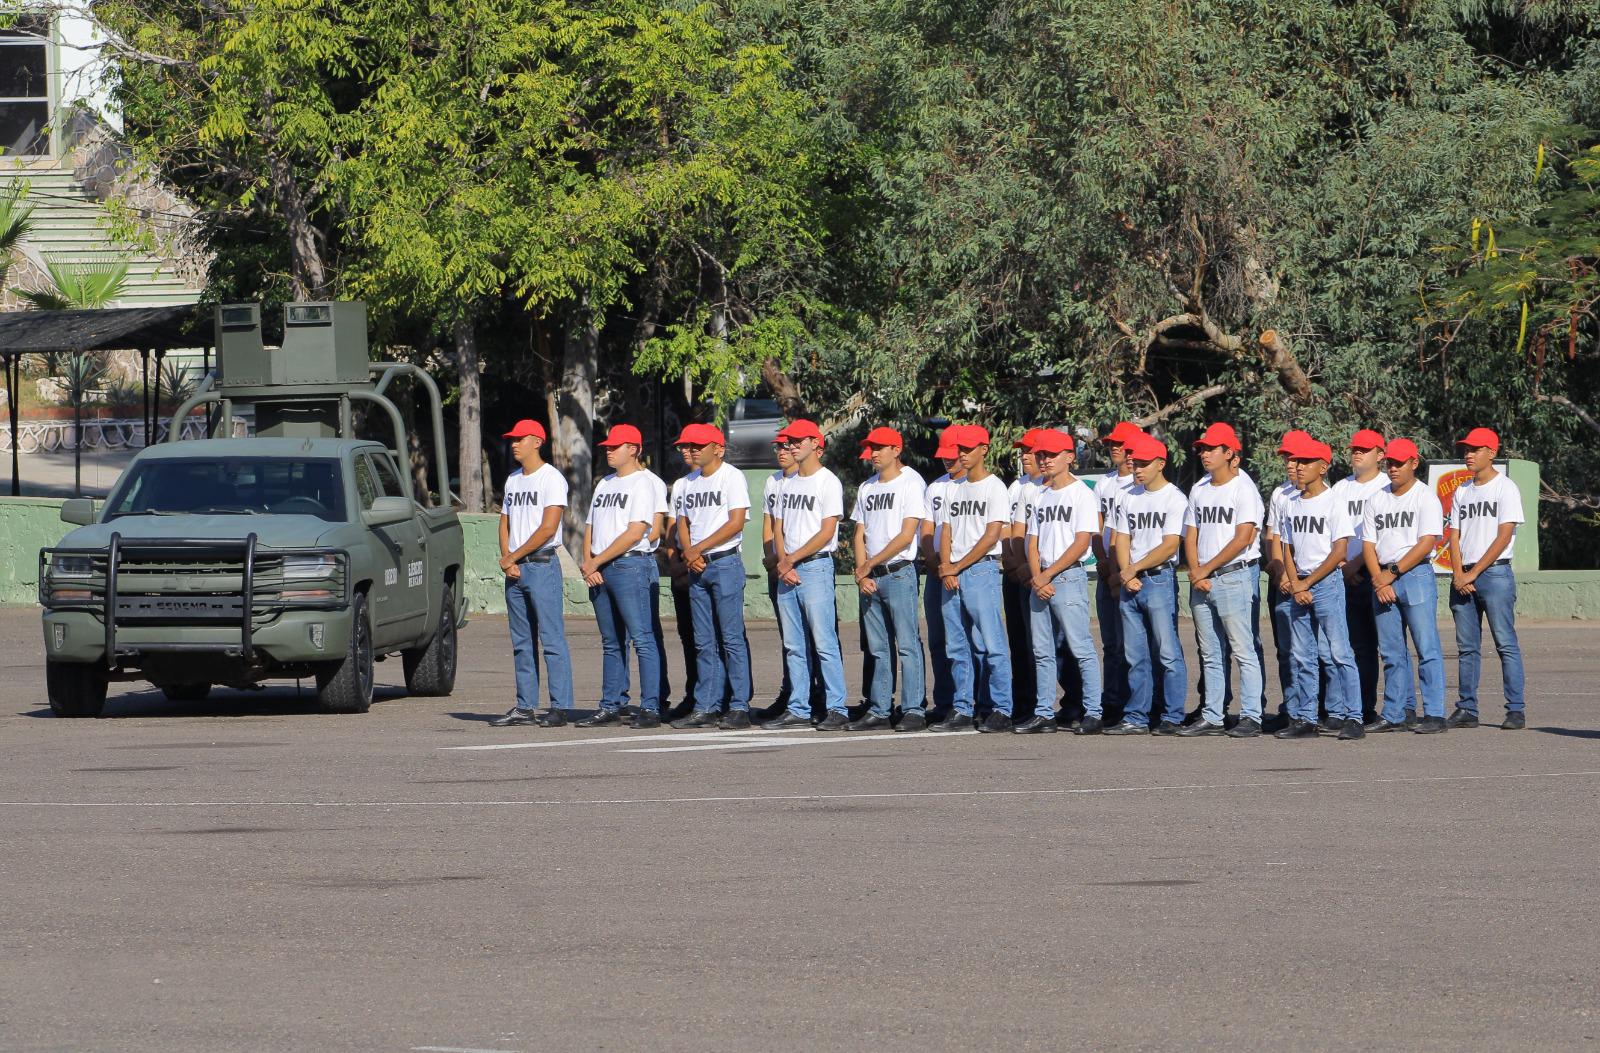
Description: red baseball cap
1013,428,1047,450
1031,429,1074,454
1384,437,1421,462
1457,427,1500,451
674,423,725,446
783,419,825,445
597,423,643,448
1127,435,1168,462
1277,429,1313,455
934,425,961,459
954,424,990,448
503,419,546,440
1292,439,1333,462
859,446,873,461
771,427,789,445
862,426,903,448
1349,429,1386,451
1104,421,1144,445
1193,422,1242,452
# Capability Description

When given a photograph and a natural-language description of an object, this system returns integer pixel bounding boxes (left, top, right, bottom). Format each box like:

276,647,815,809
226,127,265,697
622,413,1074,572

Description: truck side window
353,456,379,511
370,452,407,503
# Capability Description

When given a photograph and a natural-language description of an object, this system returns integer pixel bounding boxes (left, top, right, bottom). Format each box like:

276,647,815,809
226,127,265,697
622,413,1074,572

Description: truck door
355,453,427,642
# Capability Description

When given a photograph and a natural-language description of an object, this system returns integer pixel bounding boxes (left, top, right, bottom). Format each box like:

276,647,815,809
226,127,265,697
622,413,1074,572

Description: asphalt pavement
1,606,1597,1052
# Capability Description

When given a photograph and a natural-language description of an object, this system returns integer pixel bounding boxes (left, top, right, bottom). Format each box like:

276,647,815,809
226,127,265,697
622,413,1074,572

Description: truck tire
47,661,108,718
315,592,374,713
402,583,458,697
162,683,212,702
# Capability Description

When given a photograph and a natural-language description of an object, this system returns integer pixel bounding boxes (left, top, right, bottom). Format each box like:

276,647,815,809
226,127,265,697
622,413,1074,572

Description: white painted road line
442,728,816,751
4,769,1598,808
412,1046,523,1053
619,731,967,753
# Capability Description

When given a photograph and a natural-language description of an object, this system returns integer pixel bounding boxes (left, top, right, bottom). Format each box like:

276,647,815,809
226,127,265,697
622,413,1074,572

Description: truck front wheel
402,583,458,697
47,661,108,718
315,592,374,713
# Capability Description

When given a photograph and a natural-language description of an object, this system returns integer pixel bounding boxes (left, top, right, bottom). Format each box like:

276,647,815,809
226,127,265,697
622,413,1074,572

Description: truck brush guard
40,533,351,666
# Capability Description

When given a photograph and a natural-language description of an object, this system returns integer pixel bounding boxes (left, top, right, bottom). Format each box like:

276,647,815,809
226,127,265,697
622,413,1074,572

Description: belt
869,559,912,578
1136,562,1175,580
1462,558,1511,571
517,550,554,565
704,547,740,562
794,552,833,567
1211,558,1258,579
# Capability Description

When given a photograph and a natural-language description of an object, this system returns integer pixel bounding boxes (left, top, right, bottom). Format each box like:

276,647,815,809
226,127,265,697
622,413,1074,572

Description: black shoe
1075,715,1104,735
929,713,975,733
816,712,849,731
1275,720,1320,740
762,711,813,730
1012,715,1058,734
1338,718,1365,740
662,700,696,723
1319,716,1343,734
1261,712,1291,734
1445,708,1480,729
1177,720,1225,737
1363,719,1407,733
896,711,928,732
1500,711,1526,731
1403,711,1419,728
576,709,624,728
719,710,752,730
671,709,721,729
1102,721,1150,736
1413,715,1447,734
847,701,870,722
846,714,890,731
631,710,662,729
535,710,568,728
1226,717,1261,738
489,707,538,727
1153,721,1182,737
979,712,1014,733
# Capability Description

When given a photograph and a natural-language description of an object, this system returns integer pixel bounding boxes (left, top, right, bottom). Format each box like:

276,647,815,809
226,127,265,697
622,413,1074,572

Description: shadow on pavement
1533,726,1600,739
21,685,411,718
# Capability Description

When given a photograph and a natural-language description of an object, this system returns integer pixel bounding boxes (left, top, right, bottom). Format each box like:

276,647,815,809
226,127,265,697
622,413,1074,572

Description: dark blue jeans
1119,566,1186,726
1449,563,1525,714
504,558,573,712
688,555,752,713
591,553,662,715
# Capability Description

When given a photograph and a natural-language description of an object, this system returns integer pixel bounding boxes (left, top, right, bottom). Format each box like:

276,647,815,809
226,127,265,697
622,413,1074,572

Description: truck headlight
282,555,339,580
50,554,94,578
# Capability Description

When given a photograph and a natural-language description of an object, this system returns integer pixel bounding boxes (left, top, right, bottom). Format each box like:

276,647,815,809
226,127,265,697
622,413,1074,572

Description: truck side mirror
363,496,413,527
59,499,96,526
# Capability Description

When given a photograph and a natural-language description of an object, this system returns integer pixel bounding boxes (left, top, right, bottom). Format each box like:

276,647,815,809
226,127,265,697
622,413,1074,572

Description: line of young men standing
488,415,1528,738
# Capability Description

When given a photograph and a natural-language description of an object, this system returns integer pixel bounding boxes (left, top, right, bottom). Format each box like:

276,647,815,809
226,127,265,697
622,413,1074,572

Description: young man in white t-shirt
757,430,810,721
1331,429,1388,723
1278,435,1364,740
765,419,849,730
490,418,574,727
1360,438,1447,733
672,423,754,729
1263,431,1311,731
1106,435,1189,735
850,426,928,730
661,443,703,721
1093,421,1145,723
574,424,667,730
1444,427,1526,730
1021,429,1102,733
1181,422,1266,737
918,426,966,723
933,425,1014,732
1004,434,1046,718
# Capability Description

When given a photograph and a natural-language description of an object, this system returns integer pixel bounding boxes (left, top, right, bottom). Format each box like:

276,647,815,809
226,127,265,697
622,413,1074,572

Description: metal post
203,345,214,437
7,352,19,497
140,349,150,447
153,350,164,441
73,352,82,498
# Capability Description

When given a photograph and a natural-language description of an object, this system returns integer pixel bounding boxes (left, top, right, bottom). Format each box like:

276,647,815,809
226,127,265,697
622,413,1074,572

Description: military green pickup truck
38,302,466,716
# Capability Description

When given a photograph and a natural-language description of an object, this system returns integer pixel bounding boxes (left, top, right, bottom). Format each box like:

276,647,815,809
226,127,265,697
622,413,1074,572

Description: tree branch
1133,383,1227,429
1257,329,1314,404
1535,393,1600,439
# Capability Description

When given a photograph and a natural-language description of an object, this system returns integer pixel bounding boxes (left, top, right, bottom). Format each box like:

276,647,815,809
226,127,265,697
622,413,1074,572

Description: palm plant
0,183,33,290
12,256,131,310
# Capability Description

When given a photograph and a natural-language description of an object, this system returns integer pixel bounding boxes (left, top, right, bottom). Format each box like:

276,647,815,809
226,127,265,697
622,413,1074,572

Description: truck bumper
42,609,353,666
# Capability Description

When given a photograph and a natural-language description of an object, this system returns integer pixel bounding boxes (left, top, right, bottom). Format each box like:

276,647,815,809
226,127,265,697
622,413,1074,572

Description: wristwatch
1384,562,1401,576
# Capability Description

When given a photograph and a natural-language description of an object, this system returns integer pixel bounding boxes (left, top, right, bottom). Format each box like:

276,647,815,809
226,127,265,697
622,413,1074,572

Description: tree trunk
761,357,805,419
454,318,485,512
554,298,597,558
266,150,329,300
1257,330,1314,404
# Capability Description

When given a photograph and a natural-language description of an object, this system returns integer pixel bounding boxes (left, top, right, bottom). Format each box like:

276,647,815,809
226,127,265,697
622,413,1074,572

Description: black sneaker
761,711,813,730
1177,720,1225,737
576,709,625,728
489,707,538,727
1445,708,1480,729
1363,719,1407,733
1337,718,1365,741
631,710,662,729
1103,721,1150,736
535,709,568,728
896,711,928,732
1500,711,1526,731
929,713,976,733
719,710,752,730
979,712,1014,733
1226,717,1261,738
846,713,890,731
816,712,849,731
1154,721,1183,737
1319,716,1343,734
1275,720,1320,740
1075,715,1105,735
671,709,722,729
1012,715,1058,734
1403,711,1419,728
1261,712,1291,734
1413,715,1447,734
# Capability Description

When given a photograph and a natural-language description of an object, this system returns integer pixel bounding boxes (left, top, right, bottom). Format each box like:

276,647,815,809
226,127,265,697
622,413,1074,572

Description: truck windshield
106,458,347,522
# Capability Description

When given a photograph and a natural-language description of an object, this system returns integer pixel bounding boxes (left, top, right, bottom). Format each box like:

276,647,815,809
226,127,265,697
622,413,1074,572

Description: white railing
0,416,248,453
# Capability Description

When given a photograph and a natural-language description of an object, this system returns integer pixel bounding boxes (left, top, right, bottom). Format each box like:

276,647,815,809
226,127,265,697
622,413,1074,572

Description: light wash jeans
1190,567,1264,723
1373,564,1444,722
591,553,662,716
1119,565,1186,726
688,553,752,713
1029,565,1102,719
777,557,848,717
1449,563,1525,714
943,558,1013,717
1288,574,1361,723
505,557,574,712
861,562,925,718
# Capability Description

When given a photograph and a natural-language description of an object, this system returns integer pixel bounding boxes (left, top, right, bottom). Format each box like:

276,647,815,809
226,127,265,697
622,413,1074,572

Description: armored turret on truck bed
38,302,466,716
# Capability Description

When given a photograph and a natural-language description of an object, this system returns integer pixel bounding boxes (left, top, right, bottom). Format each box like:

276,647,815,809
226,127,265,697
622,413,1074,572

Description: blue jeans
861,563,925,718
504,558,573,712
1449,563,1525,714
688,554,752,713
1373,565,1444,722
1288,575,1361,723
1268,578,1298,718
1096,572,1129,719
1120,566,1186,725
1191,570,1264,723
590,553,661,715
777,557,848,717
923,568,956,714
1030,565,1102,719
1346,576,1379,719
943,558,1013,717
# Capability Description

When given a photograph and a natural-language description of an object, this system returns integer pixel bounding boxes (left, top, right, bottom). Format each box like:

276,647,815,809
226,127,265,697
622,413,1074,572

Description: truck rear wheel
161,683,212,702
46,661,108,718
315,592,373,713
402,583,458,696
